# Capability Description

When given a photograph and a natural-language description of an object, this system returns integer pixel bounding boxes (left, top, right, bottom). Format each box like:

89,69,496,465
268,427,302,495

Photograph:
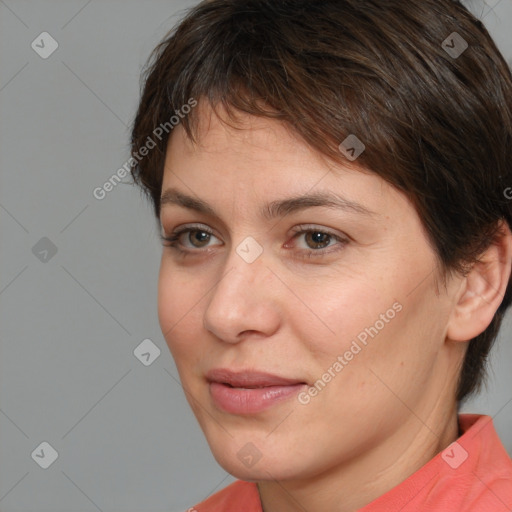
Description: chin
208,442,305,482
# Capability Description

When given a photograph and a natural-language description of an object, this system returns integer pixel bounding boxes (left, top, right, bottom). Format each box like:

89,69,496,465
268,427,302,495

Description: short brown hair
130,0,512,403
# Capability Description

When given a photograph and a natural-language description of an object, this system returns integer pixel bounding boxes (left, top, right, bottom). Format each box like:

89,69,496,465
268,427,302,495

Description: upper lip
206,368,306,388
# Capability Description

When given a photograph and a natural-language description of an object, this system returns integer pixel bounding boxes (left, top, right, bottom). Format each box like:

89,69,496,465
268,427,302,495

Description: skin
157,100,512,512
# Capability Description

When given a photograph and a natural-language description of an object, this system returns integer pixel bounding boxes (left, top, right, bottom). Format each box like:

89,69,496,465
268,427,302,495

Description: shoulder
191,480,262,512
360,414,512,511
457,414,512,508
424,414,512,511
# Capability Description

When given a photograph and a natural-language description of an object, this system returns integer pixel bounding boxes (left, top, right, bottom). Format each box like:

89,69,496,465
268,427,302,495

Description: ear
446,221,512,342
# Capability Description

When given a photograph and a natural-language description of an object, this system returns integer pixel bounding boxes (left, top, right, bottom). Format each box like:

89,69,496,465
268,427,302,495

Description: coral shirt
191,414,512,511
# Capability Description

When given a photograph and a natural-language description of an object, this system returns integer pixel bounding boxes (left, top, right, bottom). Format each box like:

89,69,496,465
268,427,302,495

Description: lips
206,368,306,388
206,368,308,414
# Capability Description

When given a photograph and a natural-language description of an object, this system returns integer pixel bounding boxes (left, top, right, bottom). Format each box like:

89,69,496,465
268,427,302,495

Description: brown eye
286,225,349,260
186,230,211,248
160,225,221,252
304,231,332,249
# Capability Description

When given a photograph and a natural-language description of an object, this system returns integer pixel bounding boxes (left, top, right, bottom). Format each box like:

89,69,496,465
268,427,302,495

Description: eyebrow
160,187,377,220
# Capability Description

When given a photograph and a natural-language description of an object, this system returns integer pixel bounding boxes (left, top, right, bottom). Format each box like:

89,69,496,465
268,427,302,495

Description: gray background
0,1,511,511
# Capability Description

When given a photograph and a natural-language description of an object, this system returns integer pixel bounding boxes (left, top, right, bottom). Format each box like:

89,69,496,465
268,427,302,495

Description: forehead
163,100,366,188
161,100,412,223
166,100,318,164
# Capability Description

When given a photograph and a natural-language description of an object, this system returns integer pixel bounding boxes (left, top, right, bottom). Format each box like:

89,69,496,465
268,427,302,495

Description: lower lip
209,381,306,414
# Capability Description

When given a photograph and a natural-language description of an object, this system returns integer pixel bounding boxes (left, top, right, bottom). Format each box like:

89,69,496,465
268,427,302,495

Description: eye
286,225,348,258
300,231,334,249
160,223,349,260
160,224,221,251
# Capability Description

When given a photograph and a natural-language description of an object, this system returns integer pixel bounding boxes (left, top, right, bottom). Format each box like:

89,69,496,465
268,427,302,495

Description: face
158,101,461,482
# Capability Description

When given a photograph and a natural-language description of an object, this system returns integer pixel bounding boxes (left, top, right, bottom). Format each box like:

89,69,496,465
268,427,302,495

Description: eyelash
159,224,348,260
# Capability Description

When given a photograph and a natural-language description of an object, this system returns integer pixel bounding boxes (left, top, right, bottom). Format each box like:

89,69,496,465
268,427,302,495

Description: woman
130,0,512,510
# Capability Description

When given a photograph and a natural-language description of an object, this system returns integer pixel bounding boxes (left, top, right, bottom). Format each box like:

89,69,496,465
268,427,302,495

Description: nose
202,245,281,343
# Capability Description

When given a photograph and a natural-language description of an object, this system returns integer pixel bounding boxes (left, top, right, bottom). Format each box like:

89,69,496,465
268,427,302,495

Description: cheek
157,264,177,336
157,259,202,356
299,276,397,358
304,270,434,390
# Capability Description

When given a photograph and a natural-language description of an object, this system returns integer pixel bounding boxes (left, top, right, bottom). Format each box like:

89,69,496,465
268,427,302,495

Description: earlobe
446,221,512,343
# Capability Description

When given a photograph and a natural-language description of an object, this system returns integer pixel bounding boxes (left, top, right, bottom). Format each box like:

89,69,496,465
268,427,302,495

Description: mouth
206,368,307,387
206,368,308,414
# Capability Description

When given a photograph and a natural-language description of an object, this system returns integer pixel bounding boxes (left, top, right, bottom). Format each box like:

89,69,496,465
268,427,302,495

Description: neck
257,403,459,512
